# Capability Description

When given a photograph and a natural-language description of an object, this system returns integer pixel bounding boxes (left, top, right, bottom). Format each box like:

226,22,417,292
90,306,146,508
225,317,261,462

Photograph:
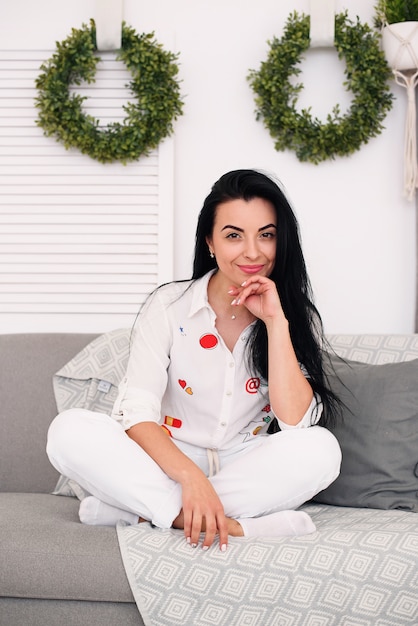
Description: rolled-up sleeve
276,393,323,430
111,288,173,430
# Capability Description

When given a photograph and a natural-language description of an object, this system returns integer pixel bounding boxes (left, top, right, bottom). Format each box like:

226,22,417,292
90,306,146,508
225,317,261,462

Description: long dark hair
193,169,340,427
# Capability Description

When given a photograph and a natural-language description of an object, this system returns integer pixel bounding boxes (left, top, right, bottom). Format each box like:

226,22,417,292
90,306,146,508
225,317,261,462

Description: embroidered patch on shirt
164,415,182,428
178,379,193,395
239,414,270,441
199,333,218,349
245,377,260,394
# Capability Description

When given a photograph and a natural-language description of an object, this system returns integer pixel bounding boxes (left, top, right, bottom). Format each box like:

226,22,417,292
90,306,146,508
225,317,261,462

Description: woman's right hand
180,467,229,550
127,422,229,550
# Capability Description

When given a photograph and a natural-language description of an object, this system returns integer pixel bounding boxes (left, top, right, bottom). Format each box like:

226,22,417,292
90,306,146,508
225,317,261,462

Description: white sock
237,510,316,538
79,496,138,527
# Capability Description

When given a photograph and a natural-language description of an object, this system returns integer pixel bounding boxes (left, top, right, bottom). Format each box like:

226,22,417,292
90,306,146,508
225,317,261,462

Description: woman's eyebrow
221,224,243,232
259,223,277,232
221,223,277,232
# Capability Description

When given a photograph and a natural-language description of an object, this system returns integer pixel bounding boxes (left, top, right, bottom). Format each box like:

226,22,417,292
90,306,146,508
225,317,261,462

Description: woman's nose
244,240,260,259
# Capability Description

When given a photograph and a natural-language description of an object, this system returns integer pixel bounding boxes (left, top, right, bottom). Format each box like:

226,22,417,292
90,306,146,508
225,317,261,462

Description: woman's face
206,197,277,287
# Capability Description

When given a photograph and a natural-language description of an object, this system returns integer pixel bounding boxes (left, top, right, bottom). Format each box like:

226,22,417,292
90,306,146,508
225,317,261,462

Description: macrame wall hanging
382,21,418,200
380,17,418,331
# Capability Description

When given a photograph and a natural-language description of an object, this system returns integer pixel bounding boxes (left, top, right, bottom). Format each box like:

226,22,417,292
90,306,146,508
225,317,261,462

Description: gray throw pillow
314,356,418,512
53,327,130,416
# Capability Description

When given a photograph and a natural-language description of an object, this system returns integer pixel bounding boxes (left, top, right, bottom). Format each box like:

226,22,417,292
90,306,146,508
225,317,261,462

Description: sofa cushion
314,356,418,511
52,328,130,496
0,493,134,603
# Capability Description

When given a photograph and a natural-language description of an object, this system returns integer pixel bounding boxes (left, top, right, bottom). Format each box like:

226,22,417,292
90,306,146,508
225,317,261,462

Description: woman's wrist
264,312,289,333
177,463,206,487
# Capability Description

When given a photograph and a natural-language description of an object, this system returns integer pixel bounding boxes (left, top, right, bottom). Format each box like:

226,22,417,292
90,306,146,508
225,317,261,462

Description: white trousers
47,409,341,529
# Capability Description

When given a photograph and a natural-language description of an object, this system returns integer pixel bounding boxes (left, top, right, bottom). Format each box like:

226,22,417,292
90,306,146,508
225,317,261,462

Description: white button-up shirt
112,271,321,449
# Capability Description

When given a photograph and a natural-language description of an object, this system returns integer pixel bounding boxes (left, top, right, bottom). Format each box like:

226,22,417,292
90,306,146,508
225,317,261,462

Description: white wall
1,0,415,334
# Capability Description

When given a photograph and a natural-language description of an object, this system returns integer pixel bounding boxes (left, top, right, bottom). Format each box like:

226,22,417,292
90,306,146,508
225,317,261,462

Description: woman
47,169,341,551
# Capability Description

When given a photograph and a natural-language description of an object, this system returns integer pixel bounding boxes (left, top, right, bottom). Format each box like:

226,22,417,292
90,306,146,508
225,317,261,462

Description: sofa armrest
0,333,97,493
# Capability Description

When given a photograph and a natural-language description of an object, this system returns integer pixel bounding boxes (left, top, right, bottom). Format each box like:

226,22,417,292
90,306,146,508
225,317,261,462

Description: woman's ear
206,237,214,257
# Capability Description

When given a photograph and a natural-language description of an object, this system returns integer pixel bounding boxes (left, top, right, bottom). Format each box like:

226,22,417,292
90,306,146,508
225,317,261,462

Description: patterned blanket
117,504,418,626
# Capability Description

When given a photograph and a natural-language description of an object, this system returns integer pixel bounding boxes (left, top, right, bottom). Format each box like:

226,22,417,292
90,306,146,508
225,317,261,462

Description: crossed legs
47,409,341,538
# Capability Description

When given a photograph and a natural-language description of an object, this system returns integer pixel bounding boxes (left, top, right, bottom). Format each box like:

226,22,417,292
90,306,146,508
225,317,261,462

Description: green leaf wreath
248,11,394,164
35,21,183,164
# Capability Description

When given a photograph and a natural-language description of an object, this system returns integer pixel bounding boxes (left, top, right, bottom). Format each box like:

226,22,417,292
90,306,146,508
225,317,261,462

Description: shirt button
229,362,234,368
220,422,227,427
226,391,232,396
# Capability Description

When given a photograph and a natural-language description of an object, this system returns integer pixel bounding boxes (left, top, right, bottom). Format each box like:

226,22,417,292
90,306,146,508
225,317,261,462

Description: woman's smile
237,264,265,275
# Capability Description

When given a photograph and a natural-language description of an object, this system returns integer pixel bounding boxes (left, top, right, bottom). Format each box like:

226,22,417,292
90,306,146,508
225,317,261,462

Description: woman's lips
238,265,264,274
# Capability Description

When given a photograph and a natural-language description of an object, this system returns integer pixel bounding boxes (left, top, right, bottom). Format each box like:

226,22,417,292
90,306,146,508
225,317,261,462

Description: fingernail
221,544,227,552
186,537,191,544
241,281,247,286
202,545,209,551
231,299,237,306
228,288,235,294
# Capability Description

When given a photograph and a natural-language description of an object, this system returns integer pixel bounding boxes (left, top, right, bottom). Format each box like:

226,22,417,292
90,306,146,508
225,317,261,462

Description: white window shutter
0,50,174,333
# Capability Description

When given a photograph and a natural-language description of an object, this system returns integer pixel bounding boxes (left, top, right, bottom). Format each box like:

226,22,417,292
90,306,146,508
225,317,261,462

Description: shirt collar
188,269,216,318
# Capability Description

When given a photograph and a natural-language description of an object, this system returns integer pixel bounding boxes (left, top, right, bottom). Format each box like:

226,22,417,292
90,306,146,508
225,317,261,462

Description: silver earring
209,250,214,259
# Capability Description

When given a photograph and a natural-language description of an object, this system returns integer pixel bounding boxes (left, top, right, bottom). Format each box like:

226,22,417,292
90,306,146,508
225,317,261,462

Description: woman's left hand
229,275,286,324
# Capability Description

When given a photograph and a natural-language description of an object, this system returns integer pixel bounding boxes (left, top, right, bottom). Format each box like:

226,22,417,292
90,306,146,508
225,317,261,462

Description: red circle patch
199,333,218,349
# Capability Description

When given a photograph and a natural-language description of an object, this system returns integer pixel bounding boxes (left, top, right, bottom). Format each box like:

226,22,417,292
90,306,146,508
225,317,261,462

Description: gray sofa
1,332,418,626
0,333,142,625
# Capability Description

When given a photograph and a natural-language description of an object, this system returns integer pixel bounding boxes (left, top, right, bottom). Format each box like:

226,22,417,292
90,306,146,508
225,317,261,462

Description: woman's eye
261,232,275,239
226,232,240,239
